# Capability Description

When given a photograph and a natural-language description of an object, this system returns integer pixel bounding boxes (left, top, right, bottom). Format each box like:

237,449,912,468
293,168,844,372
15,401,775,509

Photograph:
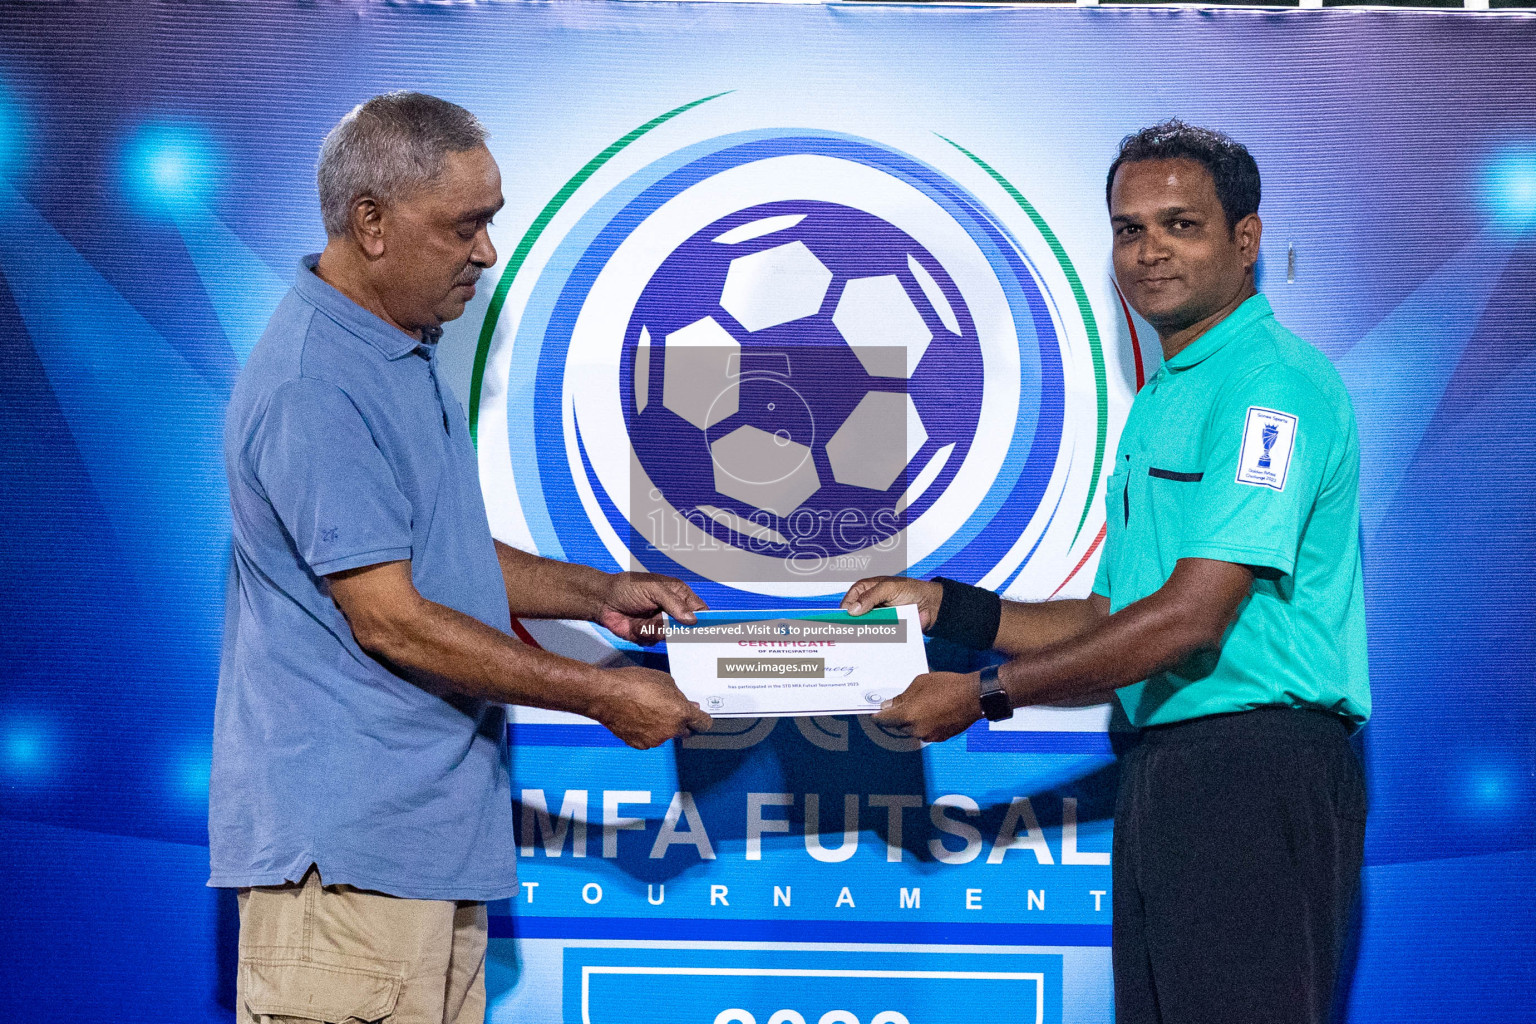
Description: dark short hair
1105,119,1261,231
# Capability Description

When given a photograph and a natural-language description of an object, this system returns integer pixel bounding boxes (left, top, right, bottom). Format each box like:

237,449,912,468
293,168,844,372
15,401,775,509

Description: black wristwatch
977,664,1013,722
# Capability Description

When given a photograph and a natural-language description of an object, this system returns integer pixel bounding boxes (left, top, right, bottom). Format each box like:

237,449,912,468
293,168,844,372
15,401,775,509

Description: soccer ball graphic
623,200,985,565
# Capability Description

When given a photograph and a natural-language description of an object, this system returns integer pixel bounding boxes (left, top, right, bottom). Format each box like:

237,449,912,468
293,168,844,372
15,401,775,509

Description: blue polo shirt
210,255,518,901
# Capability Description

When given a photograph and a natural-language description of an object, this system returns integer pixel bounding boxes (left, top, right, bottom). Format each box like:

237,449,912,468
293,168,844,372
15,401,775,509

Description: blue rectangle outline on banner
560,946,1065,1024
580,967,1048,1024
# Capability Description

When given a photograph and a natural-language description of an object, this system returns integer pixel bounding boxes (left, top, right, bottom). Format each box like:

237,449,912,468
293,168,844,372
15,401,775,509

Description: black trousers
1113,706,1366,1024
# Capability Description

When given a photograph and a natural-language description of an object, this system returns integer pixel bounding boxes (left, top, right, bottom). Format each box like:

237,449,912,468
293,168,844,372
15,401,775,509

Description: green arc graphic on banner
468,91,733,444
937,135,1109,546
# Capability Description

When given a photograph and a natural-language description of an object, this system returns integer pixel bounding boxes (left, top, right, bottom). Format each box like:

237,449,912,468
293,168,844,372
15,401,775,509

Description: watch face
980,687,1013,722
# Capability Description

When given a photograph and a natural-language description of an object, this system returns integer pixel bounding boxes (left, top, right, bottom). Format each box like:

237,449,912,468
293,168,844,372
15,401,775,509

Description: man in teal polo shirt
844,120,1368,1023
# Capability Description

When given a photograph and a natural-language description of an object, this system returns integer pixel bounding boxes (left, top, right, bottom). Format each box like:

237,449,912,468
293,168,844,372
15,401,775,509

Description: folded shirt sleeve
248,377,414,577
1177,363,1339,580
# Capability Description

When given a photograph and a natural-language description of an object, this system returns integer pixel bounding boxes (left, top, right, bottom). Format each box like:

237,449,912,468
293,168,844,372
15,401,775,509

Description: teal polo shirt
1092,293,1369,729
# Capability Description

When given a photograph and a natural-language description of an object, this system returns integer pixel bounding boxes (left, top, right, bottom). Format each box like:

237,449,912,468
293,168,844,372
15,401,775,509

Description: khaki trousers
236,868,486,1024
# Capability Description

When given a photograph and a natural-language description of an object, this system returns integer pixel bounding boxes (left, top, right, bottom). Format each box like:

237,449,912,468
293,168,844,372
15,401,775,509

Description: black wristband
928,577,1002,651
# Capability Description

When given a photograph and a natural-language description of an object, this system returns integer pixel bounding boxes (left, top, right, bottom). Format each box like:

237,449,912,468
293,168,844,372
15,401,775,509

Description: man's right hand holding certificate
840,576,989,742
841,567,1247,743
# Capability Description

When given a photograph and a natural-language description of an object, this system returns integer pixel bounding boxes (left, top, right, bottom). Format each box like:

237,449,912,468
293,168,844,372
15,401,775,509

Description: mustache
455,267,483,287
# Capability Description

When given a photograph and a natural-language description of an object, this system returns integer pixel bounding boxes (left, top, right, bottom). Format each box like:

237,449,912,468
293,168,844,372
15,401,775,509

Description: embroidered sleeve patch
1235,406,1298,491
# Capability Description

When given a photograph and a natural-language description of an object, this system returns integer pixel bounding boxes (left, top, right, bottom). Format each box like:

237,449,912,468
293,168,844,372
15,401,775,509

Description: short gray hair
317,91,488,238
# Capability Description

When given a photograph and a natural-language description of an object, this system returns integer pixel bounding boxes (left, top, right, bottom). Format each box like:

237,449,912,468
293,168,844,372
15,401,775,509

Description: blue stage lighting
0,79,28,178
122,123,219,214
1484,147,1536,229
4,723,47,769
1470,768,1512,808
175,751,212,798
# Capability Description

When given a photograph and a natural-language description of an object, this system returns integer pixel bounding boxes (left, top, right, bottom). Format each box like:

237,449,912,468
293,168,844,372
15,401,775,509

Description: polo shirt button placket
423,346,450,436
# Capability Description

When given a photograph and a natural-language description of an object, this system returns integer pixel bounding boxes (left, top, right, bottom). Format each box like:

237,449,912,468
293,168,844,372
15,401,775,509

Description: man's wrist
586,568,623,622
997,658,1057,712
573,661,614,721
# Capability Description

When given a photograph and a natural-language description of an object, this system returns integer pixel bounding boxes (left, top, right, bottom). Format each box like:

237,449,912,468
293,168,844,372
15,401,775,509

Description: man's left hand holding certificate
663,606,930,717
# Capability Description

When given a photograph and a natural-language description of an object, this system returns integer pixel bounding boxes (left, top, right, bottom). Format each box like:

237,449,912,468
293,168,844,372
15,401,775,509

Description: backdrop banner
1,3,1533,1023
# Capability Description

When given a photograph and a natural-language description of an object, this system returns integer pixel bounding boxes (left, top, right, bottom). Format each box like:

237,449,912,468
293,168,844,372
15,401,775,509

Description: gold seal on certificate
663,605,930,717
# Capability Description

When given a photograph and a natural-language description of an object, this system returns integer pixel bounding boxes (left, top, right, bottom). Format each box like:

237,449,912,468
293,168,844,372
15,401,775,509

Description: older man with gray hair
211,91,712,1024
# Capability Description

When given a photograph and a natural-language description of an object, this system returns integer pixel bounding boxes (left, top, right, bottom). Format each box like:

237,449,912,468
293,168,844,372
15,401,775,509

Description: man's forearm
351,584,607,714
991,596,1106,657
494,540,610,621
999,594,1210,708
329,559,710,749
998,559,1250,708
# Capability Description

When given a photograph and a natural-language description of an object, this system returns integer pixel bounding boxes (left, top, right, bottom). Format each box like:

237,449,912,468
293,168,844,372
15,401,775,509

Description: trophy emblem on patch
1257,422,1280,469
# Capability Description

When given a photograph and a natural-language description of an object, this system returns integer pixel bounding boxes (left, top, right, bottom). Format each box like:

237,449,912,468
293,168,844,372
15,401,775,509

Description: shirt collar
1163,293,1273,372
294,253,427,360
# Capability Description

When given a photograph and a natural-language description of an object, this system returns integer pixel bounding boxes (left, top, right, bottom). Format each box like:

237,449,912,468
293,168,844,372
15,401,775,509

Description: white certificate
663,606,929,717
